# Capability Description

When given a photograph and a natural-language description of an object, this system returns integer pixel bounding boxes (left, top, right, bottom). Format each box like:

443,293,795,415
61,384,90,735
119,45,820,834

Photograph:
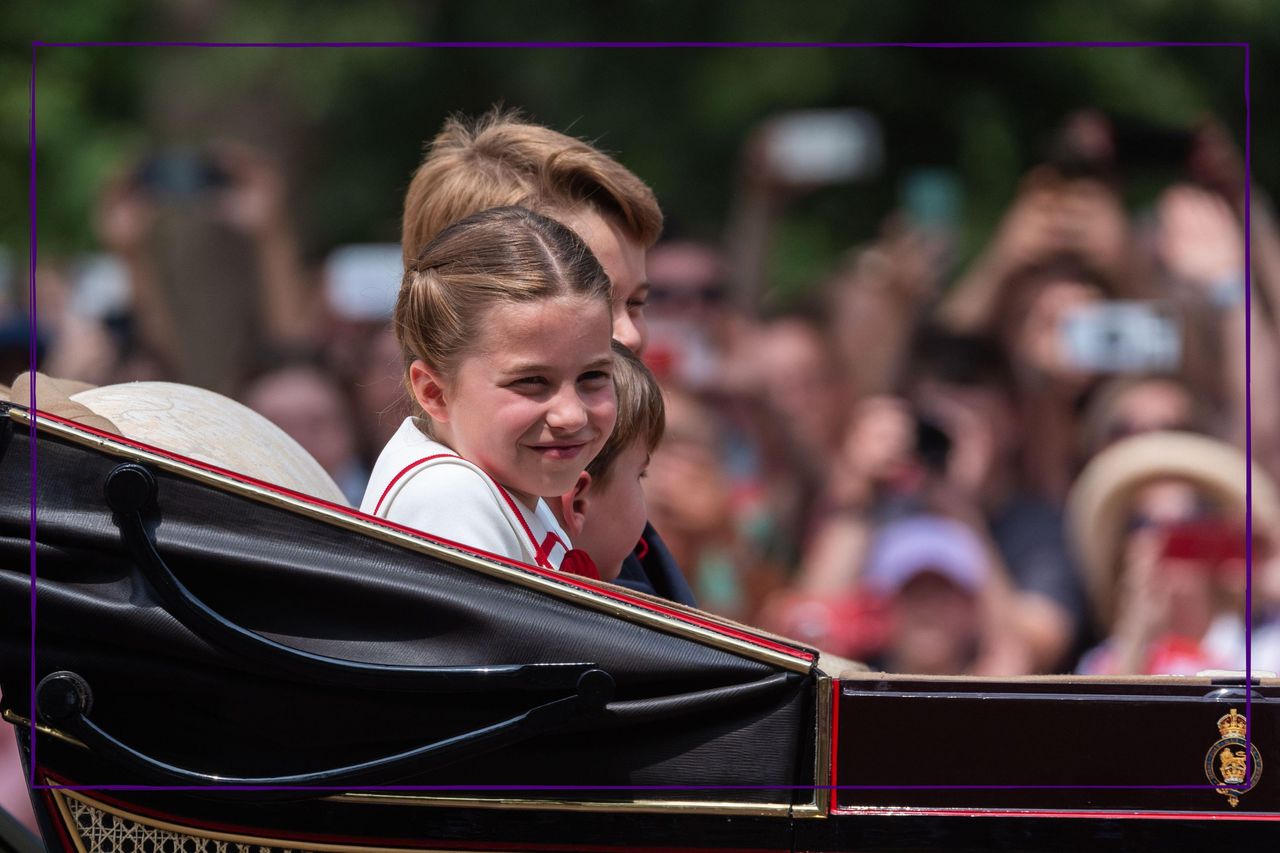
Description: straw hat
8,373,346,505
70,381,348,505
1065,430,1280,629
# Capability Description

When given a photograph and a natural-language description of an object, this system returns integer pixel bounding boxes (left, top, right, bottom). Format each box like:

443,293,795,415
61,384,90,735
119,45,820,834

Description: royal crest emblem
1204,708,1263,807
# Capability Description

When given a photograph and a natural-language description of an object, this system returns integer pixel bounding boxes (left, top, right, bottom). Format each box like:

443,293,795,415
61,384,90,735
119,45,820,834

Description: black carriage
1,400,1276,851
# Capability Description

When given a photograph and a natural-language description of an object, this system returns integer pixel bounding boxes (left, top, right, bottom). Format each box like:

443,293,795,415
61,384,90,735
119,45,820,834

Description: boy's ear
409,360,450,422
555,472,592,539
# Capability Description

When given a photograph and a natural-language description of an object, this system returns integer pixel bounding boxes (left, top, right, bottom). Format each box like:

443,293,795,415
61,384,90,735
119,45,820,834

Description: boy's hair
587,341,664,486
396,206,611,398
402,108,663,265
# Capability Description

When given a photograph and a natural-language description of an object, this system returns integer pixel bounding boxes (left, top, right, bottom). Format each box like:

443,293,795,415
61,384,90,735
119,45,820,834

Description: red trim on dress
372,454,459,515
489,482,555,568
533,532,567,568
371,449,558,570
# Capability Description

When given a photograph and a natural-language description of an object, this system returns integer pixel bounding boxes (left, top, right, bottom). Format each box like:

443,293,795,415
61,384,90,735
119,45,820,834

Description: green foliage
4,0,1274,304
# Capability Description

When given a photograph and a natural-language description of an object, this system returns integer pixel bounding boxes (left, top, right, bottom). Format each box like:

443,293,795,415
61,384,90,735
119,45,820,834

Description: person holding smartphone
1068,431,1280,676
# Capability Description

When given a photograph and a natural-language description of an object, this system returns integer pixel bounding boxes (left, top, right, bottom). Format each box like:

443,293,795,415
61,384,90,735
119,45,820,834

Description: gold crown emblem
1217,708,1247,739
1219,748,1248,786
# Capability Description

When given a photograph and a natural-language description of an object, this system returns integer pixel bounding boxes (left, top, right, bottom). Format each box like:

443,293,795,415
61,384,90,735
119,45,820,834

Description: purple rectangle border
25,39,1257,794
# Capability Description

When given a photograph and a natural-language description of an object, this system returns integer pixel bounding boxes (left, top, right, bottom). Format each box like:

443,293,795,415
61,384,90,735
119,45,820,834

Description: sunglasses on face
648,285,727,307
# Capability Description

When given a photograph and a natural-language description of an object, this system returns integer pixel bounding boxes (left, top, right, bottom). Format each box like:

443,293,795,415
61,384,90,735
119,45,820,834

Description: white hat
864,515,988,595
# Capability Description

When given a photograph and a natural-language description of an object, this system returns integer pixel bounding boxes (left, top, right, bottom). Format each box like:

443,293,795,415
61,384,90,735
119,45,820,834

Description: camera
762,109,883,186
134,149,231,198
1061,301,1181,374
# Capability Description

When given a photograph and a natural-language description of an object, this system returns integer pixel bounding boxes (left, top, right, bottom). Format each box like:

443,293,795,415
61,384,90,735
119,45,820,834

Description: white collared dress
361,418,571,570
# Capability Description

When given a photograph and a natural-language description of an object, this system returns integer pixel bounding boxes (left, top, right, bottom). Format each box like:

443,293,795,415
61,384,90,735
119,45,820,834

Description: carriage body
1,403,1276,851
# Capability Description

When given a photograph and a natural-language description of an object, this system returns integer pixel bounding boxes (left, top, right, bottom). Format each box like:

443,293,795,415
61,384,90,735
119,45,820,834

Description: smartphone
1109,120,1197,171
1160,519,1249,566
1061,301,1181,374
69,253,130,321
900,168,961,231
914,414,952,475
762,109,883,186
324,244,404,322
134,149,230,197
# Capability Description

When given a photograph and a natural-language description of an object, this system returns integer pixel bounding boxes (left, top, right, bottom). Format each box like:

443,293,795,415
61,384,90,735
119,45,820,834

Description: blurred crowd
7,108,1280,683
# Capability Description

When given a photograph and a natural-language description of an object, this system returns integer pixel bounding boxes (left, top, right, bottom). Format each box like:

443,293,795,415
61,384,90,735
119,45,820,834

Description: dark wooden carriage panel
833,674,1278,813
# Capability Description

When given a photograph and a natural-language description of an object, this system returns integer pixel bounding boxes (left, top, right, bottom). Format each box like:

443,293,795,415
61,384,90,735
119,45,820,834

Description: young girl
360,206,618,570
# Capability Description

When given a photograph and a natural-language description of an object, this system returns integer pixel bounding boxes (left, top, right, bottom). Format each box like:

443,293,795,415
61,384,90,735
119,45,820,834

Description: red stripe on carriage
829,678,840,809
828,805,1280,820
28,409,815,664
39,782,77,852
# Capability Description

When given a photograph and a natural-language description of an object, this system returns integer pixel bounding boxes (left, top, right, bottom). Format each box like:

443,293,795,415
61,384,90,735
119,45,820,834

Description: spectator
984,254,1115,503
906,328,1087,671
241,361,370,505
861,515,991,675
1155,183,1280,474
1077,375,1204,463
1067,431,1280,675
315,244,409,470
644,239,736,394
938,151,1141,334
83,143,318,394
644,386,780,618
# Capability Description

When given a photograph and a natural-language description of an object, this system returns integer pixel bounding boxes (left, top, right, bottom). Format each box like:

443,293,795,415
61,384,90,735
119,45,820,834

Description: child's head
396,205,618,506
402,108,663,354
555,341,665,580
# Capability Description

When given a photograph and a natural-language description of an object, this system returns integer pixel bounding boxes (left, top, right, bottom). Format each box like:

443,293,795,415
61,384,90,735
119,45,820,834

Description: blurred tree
3,0,1272,308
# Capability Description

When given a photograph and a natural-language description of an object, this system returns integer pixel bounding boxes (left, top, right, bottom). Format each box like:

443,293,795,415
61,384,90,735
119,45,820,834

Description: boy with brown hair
554,342,665,581
401,108,695,605
403,109,660,354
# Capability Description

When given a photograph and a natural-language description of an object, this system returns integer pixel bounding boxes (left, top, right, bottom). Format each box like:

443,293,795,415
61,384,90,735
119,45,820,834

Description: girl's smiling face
411,295,618,507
